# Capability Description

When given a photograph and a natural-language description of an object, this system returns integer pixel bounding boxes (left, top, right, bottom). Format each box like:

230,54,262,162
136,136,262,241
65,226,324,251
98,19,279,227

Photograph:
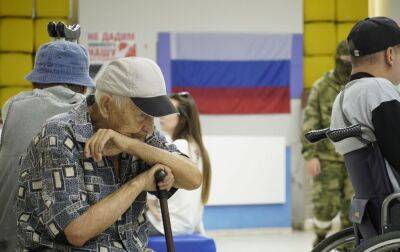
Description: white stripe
170,33,177,59
171,33,292,61
201,99,302,145
313,218,332,229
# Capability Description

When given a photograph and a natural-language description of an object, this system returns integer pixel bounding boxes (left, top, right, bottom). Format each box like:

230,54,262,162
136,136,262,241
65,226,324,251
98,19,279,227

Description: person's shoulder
352,77,397,96
373,77,398,90
174,139,189,149
310,73,330,90
349,77,391,89
40,115,71,138
8,88,57,103
345,77,400,110
2,90,36,109
173,138,189,145
44,105,81,135
345,78,379,95
173,138,190,156
3,88,65,114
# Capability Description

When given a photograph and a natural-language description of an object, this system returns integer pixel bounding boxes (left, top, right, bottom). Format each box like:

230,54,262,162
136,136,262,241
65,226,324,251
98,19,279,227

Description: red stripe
172,87,290,114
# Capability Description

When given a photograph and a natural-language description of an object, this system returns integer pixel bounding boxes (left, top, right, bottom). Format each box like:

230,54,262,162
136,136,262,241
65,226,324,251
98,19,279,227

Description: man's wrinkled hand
84,129,132,162
136,164,175,192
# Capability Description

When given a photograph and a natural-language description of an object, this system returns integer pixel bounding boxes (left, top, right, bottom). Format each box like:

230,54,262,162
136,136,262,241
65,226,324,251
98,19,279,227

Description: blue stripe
157,33,172,93
203,147,292,229
171,60,290,87
290,34,303,98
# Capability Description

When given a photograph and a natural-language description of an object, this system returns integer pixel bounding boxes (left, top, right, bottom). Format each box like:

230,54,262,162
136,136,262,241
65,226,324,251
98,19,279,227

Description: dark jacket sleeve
372,100,400,172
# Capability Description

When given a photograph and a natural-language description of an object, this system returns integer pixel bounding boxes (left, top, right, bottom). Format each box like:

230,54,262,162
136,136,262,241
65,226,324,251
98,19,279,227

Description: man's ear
385,47,395,67
99,95,111,119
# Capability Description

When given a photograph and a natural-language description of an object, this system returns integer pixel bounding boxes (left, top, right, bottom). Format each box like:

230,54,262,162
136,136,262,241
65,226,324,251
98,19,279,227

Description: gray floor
208,229,314,252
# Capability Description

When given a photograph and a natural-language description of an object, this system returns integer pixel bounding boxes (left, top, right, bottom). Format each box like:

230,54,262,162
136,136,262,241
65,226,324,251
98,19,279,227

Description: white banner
204,135,286,205
87,32,136,64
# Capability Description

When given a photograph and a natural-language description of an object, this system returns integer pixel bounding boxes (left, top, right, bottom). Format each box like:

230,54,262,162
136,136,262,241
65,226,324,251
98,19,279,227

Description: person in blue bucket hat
0,40,94,252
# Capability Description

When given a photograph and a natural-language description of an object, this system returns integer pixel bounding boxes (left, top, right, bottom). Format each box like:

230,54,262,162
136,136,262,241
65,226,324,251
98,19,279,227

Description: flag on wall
157,33,303,114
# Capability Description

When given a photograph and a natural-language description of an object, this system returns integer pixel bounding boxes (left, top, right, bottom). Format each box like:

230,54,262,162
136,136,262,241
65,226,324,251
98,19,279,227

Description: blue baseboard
203,147,292,230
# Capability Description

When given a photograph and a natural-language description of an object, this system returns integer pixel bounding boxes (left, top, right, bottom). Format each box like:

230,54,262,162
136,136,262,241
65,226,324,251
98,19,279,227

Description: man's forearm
64,178,144,247
127,139,202,190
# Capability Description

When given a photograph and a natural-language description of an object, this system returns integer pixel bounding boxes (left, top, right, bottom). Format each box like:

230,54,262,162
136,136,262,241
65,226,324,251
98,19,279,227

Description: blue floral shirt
16,100,180,251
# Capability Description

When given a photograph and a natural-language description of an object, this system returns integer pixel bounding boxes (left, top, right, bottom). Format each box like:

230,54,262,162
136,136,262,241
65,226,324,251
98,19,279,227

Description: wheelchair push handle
304,128,329,143
305,124,363,143
326,124,363,142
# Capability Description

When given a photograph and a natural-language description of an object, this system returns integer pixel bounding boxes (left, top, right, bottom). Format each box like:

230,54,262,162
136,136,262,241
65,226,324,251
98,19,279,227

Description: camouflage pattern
301,41,354,242
301,70,344,162
302,40,351,162
312,160,353,236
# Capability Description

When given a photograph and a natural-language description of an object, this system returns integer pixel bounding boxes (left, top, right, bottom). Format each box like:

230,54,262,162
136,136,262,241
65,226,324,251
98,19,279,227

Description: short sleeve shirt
16,100,180,251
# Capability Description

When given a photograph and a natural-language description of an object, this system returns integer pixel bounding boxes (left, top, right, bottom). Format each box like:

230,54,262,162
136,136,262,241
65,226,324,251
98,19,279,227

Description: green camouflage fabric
302,40,351,162
312,160,353,236
302,41,354,245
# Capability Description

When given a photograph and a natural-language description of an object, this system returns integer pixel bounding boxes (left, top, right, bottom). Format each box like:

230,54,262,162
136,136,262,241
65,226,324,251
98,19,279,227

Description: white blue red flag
157,33,302,114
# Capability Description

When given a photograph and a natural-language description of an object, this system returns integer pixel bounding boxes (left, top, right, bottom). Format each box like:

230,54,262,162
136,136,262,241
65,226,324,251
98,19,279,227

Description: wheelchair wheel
354,231,400,252
312,227,356,252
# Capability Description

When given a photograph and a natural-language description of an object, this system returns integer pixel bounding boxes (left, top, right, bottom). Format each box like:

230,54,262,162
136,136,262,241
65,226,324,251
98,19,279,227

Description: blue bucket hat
25,40,95,87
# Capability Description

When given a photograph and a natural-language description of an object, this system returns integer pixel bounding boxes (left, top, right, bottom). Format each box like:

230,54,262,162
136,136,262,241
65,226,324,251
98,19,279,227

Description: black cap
347,17,400,57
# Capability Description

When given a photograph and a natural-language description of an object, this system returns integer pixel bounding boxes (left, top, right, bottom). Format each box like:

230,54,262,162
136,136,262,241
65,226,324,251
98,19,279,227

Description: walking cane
154,169,175,252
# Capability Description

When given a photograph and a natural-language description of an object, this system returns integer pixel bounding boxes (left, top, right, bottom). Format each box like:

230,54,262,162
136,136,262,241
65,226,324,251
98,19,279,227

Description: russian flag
157,33,302,114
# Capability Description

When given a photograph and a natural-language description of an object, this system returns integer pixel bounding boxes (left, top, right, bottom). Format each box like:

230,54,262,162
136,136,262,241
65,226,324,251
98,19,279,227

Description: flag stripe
172,33,292,60
172,60,290,87
157,33,172,92
173,87,290,114
290,34,303,99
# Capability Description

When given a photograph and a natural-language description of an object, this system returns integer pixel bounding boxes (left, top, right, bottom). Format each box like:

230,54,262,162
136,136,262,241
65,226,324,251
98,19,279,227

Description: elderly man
16,57,202,251
0,40,93,251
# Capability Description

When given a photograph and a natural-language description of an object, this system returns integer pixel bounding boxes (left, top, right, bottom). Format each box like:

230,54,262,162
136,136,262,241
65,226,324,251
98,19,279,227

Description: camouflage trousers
312,160,354,236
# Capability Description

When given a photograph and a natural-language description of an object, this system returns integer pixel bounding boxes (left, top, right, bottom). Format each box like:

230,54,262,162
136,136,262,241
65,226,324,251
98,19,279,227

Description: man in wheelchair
327,16,400,250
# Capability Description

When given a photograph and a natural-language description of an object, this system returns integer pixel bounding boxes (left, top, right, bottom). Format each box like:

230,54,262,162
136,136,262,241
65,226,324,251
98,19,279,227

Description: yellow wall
303,0,368,89
0,0,70,108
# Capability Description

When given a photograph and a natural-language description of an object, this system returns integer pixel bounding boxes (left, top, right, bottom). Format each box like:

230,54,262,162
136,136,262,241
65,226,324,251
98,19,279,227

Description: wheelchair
305,124,400,251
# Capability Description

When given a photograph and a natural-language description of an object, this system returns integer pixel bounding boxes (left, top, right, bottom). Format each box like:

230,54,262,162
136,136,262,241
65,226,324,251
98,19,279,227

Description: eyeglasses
177,91,190,97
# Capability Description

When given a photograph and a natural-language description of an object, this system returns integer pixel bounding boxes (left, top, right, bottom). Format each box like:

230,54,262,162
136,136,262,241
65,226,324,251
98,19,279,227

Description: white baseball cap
96,57,178,117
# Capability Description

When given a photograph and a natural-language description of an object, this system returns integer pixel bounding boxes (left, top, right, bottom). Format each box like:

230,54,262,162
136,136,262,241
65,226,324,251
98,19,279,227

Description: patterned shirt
16,100,180,251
